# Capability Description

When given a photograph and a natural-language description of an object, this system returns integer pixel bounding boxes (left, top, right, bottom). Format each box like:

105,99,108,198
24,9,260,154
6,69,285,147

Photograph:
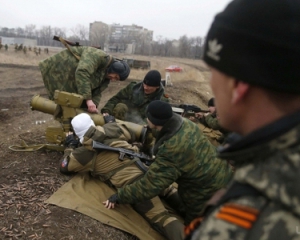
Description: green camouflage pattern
204,114,222,130
201,114,230,143
112,103,129,121
39,46,111,105
117,114,233,225
196,122,223,146
60,122,185,239
101,81,169,124
60,123,142,186
191,114,300,240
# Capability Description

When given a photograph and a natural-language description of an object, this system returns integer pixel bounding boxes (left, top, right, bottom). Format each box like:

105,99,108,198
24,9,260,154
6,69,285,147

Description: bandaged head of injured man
71,113,95,143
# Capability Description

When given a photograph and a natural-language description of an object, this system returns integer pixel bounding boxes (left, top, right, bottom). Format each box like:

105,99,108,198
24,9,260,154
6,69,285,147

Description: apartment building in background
89,21,153,54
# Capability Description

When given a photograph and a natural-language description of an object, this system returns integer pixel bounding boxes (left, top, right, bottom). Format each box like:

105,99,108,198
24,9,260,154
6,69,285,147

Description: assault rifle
179,104,210,114
92,141,154,166
53,35,101,49
53,35,80,46
172,104,210,116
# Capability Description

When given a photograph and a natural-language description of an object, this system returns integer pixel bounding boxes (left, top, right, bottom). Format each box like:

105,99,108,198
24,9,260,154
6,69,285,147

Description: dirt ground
0,46,212,239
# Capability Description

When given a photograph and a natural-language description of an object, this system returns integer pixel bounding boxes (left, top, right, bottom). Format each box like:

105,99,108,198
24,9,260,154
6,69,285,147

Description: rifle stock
53,35,101,49
53,35,80,46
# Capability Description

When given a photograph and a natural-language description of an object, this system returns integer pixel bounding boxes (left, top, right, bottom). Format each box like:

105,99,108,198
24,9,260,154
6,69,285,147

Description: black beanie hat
203,0,300,95
107,61,130,81
146,100,173,126
143,70,161,87
208,98,215,107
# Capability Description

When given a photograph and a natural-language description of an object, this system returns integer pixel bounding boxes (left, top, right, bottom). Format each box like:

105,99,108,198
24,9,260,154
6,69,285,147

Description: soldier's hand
195,112,204,119
103,114,116,123
86,100,99,113
64,134,79,148
103,193,119,209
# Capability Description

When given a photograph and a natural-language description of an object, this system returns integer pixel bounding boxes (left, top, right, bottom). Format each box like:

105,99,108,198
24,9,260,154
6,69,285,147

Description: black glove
108,193,119,204
104,115,116,123
64,134,80,148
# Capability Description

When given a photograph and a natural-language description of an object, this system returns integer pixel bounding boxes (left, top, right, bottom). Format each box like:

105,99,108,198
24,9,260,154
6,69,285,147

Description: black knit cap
146,100,173,126
143,70,161,87
203,0,300,95
107,60,130,81
208,98,215,107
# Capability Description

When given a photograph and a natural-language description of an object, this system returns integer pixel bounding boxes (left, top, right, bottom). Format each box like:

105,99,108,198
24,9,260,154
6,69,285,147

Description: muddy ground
0,47,212,240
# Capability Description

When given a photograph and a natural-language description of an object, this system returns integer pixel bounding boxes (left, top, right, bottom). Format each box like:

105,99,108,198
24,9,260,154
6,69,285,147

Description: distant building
0,37,15,45
89,21,109,50
89,21,153,54
0,36,37,46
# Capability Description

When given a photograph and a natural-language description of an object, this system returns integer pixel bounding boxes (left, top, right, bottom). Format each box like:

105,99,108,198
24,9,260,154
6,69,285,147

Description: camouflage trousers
133,195,184,240
105,164,184,239
110,166,184,239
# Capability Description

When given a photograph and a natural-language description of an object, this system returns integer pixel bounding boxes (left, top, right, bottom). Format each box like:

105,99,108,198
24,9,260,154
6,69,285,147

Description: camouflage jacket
204,114,221,130
60,123,144,188
101,81,169,121
191,110,300,240
39,46,112,105
200,113,230,142
117,113,233,225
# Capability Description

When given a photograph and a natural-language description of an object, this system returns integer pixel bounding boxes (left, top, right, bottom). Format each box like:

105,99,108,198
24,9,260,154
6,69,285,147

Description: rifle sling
57,37,113,70
58,37,80,61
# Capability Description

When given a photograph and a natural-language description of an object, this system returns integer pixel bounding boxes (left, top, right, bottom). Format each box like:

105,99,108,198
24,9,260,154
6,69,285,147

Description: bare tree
25,24,36,38
194,36,203,58
39,26,53,46
162,39,173,57
53,27,67,38
16,27,25,37
71,24,89,45
90,23,109,49
151,35,164,56
0,27,9,37
134,32,151,55
7,28,16,37
178,35,190,58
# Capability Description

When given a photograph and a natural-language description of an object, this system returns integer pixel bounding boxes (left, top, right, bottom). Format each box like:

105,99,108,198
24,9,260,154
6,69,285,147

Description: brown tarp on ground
45,173,165,240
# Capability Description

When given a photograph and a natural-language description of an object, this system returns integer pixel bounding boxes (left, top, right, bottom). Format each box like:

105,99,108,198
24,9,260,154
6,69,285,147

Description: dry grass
0,46,211,88
0,47,214,239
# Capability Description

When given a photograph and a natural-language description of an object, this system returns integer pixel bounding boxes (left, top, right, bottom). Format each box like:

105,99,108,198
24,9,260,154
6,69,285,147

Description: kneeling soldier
60,113,184,240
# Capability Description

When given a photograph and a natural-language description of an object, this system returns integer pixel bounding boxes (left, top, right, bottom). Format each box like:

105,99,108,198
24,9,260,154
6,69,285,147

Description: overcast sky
1,0,232,40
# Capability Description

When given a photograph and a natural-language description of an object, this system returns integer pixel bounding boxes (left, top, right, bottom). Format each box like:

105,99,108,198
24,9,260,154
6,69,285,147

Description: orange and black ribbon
216,203,259,229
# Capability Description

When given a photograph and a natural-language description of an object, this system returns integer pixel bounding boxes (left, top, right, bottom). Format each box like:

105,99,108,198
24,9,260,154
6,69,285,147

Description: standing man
101,70,169,124
60,113,184,240
187,0,300,239
39,46,130,113
104,100,233,225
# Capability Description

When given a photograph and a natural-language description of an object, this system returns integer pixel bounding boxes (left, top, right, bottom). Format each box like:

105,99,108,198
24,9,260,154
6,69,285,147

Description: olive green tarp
45,173,166,240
